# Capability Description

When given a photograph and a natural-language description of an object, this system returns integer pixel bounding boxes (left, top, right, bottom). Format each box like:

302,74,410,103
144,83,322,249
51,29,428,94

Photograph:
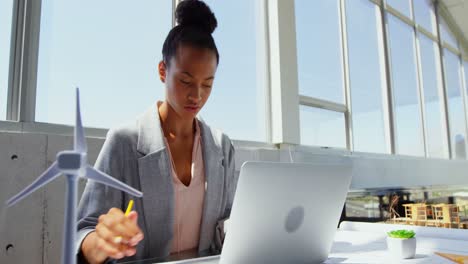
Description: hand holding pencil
114,199,135,243
81,200,144,263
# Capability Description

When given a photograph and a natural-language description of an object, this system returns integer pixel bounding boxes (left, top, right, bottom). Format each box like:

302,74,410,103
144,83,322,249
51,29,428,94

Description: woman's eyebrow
181,71,214,80
181,71,193,77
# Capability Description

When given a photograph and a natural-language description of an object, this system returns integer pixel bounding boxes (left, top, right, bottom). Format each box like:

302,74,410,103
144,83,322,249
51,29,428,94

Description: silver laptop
219,160,353,264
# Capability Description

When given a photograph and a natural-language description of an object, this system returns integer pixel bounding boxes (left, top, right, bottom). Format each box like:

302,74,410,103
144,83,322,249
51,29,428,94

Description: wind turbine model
6,88,143,264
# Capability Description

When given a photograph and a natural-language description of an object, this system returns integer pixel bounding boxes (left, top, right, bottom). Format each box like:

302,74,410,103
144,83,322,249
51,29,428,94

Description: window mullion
7,0,41,122
412,1,429,157
267,0,300,145
434,0,453,159
379,0,397,154
340,0,353,151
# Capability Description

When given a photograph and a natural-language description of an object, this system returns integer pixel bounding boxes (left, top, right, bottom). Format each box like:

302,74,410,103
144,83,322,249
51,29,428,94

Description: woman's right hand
81,208,144,264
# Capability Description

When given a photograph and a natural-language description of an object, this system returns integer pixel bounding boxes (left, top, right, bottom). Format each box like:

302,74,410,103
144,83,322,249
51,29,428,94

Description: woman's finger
95,236,125,260
96,223,127,248
99,209,134,243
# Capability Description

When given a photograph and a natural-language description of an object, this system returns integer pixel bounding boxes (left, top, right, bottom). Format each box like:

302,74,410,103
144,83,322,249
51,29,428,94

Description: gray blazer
76,104,238,263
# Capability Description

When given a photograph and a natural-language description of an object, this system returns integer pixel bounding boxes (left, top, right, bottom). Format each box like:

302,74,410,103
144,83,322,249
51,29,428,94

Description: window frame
6,0,41,122
295,0,351,150
462,59,468,157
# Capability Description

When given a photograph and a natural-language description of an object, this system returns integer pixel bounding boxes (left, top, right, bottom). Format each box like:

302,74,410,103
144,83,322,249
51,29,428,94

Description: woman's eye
203,84,212,89
180,79,190,85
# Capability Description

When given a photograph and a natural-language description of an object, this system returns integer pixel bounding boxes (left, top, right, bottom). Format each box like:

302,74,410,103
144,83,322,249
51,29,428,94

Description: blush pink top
163,119,206,254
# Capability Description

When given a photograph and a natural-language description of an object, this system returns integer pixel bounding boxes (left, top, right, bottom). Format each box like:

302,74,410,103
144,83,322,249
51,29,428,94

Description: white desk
148,222,468,264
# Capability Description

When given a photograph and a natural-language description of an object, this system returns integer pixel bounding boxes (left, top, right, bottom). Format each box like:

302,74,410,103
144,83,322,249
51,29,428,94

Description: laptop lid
220,159,352,264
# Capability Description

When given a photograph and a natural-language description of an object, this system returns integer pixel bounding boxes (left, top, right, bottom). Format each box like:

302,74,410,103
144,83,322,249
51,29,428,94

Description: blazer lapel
134,105,225,255
137,104,174,256
198,120,225,252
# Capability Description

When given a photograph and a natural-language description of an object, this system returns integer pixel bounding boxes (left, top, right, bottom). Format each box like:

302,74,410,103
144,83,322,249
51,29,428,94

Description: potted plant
387,230,416,259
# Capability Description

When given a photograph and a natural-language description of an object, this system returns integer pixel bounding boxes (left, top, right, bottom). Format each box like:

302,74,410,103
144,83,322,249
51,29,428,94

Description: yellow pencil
114,199,135,244
124,199,134,216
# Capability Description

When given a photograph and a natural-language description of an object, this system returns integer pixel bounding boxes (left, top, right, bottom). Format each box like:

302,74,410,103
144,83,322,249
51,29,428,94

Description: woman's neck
158,101,195,140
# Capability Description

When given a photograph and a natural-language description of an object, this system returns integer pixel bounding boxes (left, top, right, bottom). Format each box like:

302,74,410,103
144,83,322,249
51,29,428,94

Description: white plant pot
387,237,416,259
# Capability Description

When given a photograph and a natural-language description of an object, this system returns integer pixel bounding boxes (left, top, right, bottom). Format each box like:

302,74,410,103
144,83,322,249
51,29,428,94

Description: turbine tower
6,88,143,264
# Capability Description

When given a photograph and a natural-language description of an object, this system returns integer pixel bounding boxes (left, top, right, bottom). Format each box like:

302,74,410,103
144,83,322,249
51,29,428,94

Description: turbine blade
74,87,87,153
85,166,143,197
6,162,61,206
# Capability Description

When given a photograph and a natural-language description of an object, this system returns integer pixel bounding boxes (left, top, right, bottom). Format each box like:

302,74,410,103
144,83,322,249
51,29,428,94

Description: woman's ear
158,61,167,83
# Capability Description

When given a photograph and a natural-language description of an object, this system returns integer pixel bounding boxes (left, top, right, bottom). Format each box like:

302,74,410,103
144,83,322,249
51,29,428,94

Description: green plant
387,230,415,239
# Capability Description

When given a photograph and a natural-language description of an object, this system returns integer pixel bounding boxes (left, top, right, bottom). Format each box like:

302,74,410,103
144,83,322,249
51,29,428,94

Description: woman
76,1,238,263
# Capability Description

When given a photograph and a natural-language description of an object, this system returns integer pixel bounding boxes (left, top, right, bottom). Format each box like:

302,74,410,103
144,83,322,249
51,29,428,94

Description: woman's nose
188,86,202,102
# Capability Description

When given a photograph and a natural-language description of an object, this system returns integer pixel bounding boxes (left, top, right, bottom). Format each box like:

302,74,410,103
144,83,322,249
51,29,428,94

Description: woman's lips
184,106,199,113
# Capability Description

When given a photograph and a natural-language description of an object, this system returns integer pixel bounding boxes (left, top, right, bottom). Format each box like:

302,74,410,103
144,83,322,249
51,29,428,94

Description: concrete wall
0,132,104,264
1,131,468,263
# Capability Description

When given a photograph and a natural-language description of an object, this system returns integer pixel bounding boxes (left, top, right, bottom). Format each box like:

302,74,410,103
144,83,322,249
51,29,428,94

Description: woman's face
159,44,218,120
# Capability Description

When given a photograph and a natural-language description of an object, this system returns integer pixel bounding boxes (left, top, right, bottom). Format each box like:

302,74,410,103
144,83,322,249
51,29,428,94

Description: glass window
36,0,172,128
440,18,458,49
387,14,424,156
345,196,381,219
295,0,344,103
465,60,468,95
444,50,466,159
418,34,448,158
299,106,346,148
346,0,388,153
0,0,13,120
386,0,411,19
200,0,267,141
465,60,468,97
413,0,437,35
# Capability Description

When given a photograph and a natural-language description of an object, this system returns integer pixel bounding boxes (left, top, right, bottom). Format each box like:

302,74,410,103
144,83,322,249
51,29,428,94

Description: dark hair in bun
176,0,217,34
162,0,219,66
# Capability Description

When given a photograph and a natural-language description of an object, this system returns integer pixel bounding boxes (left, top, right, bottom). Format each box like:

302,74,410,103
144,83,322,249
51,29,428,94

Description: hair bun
175,0,217,34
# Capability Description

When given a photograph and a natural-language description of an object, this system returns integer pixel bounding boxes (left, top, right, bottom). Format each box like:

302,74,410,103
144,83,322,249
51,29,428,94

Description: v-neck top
162,116,206,254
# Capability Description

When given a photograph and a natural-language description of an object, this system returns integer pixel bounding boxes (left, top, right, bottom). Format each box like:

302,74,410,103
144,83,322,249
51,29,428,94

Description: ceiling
440,0,468,54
